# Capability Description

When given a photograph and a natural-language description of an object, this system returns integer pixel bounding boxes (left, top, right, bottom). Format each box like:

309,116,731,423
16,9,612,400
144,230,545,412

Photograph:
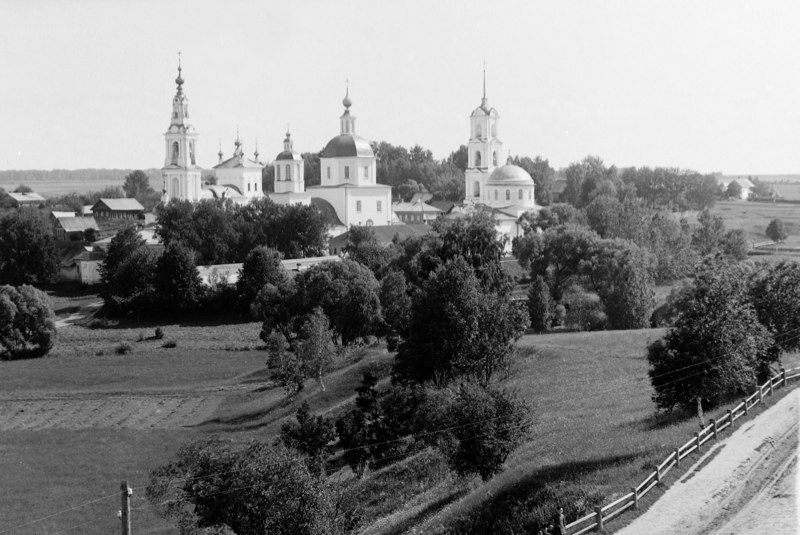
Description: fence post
120,481,131,535
758,386,763,404
695,432,701,453
744,397,749,416
631,487,639,510
728,409,734,429
675,448,681,468
711,418,717,440
656,466,662,485
769,377,774,396
781,367,787,387
595,505,604,532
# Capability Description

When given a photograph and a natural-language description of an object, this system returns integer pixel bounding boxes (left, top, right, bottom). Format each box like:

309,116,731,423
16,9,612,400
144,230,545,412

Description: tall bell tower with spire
465,66,502,204
161,53,202,202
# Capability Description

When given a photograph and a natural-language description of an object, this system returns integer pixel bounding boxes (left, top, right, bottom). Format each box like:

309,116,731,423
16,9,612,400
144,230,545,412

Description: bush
562,288,606,331
0,285,57,360
115,342,133,355
154,327,164,340
162,340,177,349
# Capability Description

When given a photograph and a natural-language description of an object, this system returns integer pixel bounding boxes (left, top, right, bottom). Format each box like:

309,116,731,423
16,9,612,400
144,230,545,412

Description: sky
1,0,799,175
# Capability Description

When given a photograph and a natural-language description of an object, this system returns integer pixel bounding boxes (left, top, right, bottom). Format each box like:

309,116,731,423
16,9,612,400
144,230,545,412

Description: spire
481,62,488,109
283,127,294,152
218,139,223,164
175,51,184,92
254,138,259,161
340,82,356,135
233,127,243,157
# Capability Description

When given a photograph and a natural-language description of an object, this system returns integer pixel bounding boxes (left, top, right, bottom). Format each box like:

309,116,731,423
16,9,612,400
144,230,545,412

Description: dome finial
286,123,291,139
254,137,259,160
175,51,184,89
481,61,488,109
343,79,352,109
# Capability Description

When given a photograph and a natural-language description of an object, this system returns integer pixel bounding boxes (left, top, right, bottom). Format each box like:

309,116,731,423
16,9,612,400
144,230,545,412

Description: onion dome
486,164,535,185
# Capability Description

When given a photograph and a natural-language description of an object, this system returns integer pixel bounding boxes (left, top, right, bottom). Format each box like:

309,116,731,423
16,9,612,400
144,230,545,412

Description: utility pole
120,480,132,535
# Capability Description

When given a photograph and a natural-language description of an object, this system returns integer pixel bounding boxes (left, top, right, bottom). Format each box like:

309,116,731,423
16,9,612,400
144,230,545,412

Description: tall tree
0,211,59,286
295,308,337,391
154,242,203,313
122,170,153,199
0,285,57,360
236,246,287,312
647,265,776,425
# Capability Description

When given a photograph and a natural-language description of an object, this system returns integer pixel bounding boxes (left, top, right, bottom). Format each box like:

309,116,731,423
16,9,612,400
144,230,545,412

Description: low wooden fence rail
564,366,800,534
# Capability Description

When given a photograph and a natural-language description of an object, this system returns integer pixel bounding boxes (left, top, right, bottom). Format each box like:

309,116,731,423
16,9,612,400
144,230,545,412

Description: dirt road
616,389,799,535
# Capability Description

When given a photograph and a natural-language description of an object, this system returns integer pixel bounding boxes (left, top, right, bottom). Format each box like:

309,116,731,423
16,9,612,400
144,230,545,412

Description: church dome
486,164,534,185
321,134,374,158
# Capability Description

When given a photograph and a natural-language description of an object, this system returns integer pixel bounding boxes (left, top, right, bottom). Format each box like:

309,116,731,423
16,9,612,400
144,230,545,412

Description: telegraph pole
120,480,132,535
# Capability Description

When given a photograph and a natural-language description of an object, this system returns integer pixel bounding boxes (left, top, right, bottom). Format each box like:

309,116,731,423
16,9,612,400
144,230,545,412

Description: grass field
710,200,800,249
3,321,797,535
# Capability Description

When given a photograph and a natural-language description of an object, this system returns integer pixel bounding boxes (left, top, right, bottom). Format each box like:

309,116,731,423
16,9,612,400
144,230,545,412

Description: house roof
430,201,457,214
329,223,431,251
92,198,144,212
8,192,45,203
392,200,442,214
51,211,76,219
56,217,100,232
310,197,345,227
213,154,264,170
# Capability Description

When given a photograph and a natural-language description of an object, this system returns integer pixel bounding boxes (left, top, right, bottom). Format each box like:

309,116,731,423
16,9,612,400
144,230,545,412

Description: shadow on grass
443,452,651,534
631,408,695,431
380,487,471,535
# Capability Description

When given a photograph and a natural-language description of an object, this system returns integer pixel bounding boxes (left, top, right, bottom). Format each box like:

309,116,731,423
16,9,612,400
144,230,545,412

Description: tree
440,384,531,480
344,226,396,278
766,218,787,242
562,156,616,208
146,439,351,535
295,308,337,391
394,256,528,387
691,209,726,256
236,246,287,312
0,211,59,286
109,247,158,315
154,242,203,313
749,261,800,355
297,260,382,345
721,229,749,261
379,271,411,348
122,170,153,199
582,239,656,329
527,276,554,332
0,285,57,360
647,266,776,426
256,276,301,351
528,224,599,301
725,180,743,200
99,225,146,305
280,402,336,474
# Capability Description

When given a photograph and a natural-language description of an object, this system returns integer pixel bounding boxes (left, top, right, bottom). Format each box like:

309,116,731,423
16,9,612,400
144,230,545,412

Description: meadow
2,319,797,534
710,200,800,249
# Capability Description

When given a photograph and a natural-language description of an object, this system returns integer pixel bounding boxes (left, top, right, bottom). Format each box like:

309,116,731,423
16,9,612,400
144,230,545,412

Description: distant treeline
0,168,161,183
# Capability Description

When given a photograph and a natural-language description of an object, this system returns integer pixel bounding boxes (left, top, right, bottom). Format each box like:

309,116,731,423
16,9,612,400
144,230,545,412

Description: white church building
460,74,538,242
160,60,394,236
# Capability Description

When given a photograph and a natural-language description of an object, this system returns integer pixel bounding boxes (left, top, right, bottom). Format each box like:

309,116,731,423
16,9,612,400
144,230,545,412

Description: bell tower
161,53,202,202
465,67,502,204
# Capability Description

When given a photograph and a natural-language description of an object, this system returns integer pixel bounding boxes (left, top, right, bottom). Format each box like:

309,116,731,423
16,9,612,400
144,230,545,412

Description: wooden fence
564,366,800,535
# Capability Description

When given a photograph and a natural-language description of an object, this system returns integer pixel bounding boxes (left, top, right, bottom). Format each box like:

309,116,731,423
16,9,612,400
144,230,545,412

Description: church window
172,177,179,196
475,124,482,138
475,151,482,167
529,189,532,200
296,164,300,177
345,166,350,179
366,219,373,226
518,189,523,200
491,123,497,138
377,200,382,212
356,200,362,212
171,142,179,164
276,166,281,180
494,189,498,201
248,183,251,192
189,142,196,165
364,166,369,179
327,166,331,180
285,164,290,180
506,189,511,201
473,181,480,197
492,151,498,166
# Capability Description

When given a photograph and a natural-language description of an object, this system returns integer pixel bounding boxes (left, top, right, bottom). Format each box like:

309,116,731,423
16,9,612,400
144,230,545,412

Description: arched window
276,166,281,180
189,142,196,165
296,164,301,177
529,189,532,200
492,151,498,166
366,219,373,226
475,124,482,138
475,151,482,167
171,177,179,196
494,189,498,201
506,189,511,201
285,164,290,180
518,189,523,200
248,183,251,192
171,142,179,164
473,181,480,197
491,123,497,138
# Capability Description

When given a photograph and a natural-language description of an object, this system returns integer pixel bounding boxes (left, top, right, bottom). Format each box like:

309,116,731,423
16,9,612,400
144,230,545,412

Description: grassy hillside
1,322,797,535
710,200,800,249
